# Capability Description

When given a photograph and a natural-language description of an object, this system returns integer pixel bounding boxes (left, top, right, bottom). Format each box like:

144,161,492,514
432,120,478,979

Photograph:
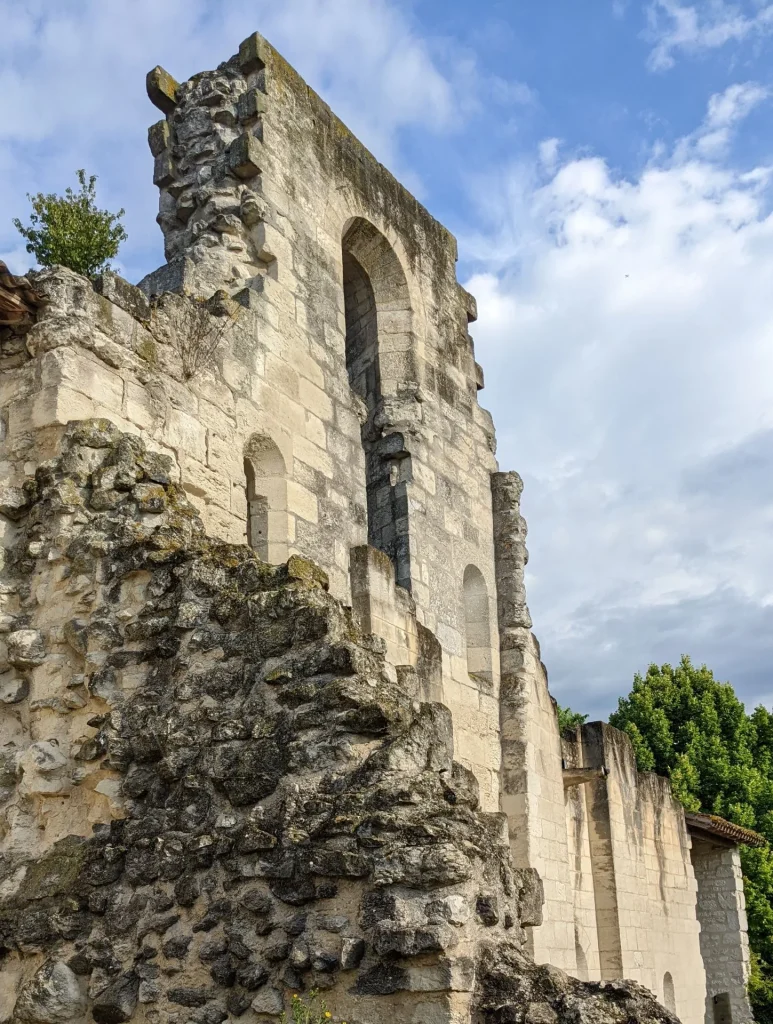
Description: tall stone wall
574,724,706,1024
0,26,757,1024
491,475,712,1022
138,33,503,807
563,767,602,982
691,840,754,1024
491,472,576,973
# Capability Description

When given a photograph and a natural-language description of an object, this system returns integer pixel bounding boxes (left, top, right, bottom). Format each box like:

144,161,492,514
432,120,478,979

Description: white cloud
0,0,461,278
673,81,769,158
538,138,561,173
646,0,773,70
463,85,773,715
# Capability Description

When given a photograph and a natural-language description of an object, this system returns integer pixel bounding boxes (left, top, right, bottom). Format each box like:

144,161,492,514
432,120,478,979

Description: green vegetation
610,655,773,1021
557,703,589,732
13,169,127,277
280,990,341,1024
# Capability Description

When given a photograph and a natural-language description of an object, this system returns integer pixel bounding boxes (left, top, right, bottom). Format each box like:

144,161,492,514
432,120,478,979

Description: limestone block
294,435,333,478
197,398,236,438
123,381,157,431
238,87,267,123
146,65,179,114
238,32,267,73
254,222,292,266
153,152,176,188
18,740,69,796
229,133,263,179
286,479,318,525
93,271,151,321
165,407,206,464
265,352,299,400
304,411,327,450
14,960,86,1023
147,118,170,156
41,347,124,412
6,628,45,667
0,671,28,704
180,455,232,512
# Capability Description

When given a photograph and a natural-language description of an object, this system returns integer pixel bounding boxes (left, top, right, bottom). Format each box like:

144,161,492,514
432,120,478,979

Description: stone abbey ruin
0,30,763,1024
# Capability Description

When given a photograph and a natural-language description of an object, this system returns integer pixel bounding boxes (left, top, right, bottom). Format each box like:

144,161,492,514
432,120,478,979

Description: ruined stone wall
139,33,502,807
492,473,710,1019
491,472,576,973
574,724,706,1024
561,750,602,983
691,840,754,1024
0,420,680,1024
0,27,744,1024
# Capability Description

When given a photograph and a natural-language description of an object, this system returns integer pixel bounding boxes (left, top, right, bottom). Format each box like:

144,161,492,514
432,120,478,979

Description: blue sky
2,0,773,718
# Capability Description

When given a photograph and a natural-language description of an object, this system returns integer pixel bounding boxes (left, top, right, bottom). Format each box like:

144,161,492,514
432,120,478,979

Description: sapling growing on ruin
13,170,127,277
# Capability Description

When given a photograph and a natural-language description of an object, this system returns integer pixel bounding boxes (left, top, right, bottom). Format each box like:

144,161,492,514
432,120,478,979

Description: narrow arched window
463,565,492,685
342,218,414,591
663,972,676,1014
244,435,287,564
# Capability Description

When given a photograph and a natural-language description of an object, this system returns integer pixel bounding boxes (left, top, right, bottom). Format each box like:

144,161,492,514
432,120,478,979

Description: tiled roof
685,811,766,848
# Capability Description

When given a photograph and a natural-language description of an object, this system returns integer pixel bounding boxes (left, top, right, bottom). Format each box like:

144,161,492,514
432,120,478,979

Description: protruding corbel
562,765,609,788
146,66,180,115
459,284,478,324
229,134,263,179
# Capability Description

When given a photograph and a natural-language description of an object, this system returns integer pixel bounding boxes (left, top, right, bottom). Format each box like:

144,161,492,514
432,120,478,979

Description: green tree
556,703,589,732
13,169,127,277
611,656,773,1021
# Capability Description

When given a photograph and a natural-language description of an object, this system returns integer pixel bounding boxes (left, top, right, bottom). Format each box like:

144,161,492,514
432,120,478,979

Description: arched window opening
663,972,676,1014
244,435,287,564
713,992,731,1024
463,565,493,686
342,218,414,591
343,250,379,407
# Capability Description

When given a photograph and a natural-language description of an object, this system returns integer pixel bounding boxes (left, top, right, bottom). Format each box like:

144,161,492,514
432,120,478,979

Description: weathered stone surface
147,118,170,157
0,424,680,1024
14,960,87,1022
473,944,680,1024
0,25,728,1024
6,628,45,667
93,271,151,321
146,65,179,114
228,133,263,179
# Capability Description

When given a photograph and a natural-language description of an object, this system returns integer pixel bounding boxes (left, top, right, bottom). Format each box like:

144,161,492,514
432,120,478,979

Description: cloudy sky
2,0,773,719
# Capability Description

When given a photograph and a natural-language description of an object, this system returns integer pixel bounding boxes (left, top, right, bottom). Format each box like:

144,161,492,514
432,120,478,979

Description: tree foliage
557,703,589,732
610,655,773,1021
13,170,127,277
